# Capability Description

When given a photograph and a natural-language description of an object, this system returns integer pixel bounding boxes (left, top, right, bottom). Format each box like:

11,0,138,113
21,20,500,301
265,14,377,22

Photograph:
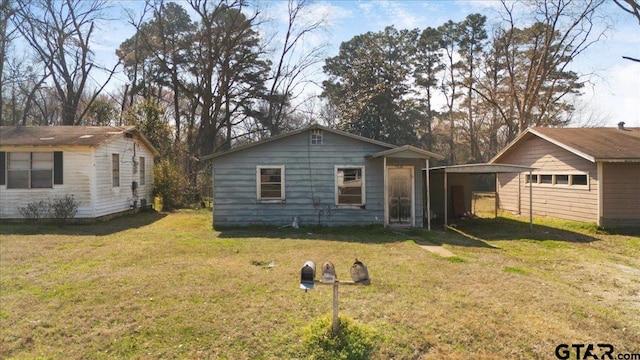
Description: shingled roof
0,126,159,155
492,126,640,163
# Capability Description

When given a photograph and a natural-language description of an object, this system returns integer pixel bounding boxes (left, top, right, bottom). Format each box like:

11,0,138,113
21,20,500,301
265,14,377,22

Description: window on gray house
257,166,285,201
310,129,323,145
335,166,365,205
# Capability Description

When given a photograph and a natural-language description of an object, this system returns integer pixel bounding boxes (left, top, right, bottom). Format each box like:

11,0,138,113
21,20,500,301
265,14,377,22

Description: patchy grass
1,210,639,359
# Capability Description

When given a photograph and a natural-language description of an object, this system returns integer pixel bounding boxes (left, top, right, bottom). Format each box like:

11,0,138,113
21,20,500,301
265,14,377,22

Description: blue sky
94,0,640,127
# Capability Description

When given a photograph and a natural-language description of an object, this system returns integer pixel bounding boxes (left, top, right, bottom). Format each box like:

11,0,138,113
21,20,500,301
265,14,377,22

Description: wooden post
332,282,339,334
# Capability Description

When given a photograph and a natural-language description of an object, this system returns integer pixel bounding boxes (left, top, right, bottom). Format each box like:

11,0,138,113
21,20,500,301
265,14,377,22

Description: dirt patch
416,241,456,258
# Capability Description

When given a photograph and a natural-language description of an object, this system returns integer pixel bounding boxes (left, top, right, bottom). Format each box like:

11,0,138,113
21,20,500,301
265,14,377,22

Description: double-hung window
139,157,146,185
112,154,120,187
257,166,285,202
335,166,365,206
5,152,55,189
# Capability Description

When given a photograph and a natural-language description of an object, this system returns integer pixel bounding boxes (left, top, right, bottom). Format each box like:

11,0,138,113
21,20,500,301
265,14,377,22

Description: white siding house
0,126,158,220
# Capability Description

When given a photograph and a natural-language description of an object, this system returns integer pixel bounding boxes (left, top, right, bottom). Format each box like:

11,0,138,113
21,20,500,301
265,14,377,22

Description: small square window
310,129,323,145
526,174,538,184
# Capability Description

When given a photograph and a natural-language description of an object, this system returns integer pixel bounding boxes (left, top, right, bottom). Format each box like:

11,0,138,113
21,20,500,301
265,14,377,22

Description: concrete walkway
416,241,456,258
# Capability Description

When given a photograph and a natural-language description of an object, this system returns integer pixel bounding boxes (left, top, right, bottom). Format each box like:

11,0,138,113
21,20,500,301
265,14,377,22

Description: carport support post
426,159,431,231
529,170,533,230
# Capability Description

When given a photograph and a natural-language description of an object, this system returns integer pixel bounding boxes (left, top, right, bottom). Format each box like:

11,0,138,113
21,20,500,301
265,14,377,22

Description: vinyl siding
212,130,424,227
93,134,155,217
495,136,598,223
600,162,640,227
0,146,93,218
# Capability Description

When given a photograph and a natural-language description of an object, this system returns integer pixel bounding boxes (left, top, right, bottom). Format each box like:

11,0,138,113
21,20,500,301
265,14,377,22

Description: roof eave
202,124,398,161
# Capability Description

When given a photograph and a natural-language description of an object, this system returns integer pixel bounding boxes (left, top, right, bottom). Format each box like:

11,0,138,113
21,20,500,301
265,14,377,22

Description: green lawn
1,210,638,359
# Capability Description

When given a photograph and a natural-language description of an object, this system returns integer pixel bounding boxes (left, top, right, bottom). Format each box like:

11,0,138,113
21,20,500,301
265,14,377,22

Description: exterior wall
600,162,640,227
495,136,598,223
0,145,94,218
0,135,155,220
93,134,155,218
211,130,424,227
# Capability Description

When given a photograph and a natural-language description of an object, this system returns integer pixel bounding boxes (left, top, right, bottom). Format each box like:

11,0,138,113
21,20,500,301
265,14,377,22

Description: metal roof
429,163,535,173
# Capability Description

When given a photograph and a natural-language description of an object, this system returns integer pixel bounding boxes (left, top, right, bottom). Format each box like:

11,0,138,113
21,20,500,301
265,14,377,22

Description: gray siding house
203,125,443,227
491,125,640,227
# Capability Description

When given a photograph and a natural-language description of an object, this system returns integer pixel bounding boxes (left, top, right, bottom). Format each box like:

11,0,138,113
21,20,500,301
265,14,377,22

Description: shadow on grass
0,210,167,236
216,216,600,247
428,216,599,246
216,224,416,244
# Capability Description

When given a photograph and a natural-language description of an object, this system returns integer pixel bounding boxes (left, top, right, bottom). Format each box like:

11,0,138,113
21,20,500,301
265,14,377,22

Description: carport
428,164,535,230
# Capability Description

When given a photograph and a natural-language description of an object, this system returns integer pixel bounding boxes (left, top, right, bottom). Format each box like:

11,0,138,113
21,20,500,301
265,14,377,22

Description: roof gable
0,126,159,156
491,127,640,163
202,124,398,160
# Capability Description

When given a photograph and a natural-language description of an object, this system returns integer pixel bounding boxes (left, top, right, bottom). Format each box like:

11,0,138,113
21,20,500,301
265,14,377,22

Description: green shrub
18,200,49,221
302,314,377,360
50,195,79,225
18,195,79,225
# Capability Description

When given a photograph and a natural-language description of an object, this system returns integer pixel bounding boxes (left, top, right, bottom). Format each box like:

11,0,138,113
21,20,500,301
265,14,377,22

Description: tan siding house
0,126,158,220
491,125,640,227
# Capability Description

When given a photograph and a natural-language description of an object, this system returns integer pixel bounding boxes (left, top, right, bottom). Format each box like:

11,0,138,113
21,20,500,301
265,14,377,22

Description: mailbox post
300,259,370,334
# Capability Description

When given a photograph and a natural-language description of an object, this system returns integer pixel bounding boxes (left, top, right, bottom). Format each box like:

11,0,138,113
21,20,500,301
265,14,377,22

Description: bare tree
481,0,608,137
614,0,640,25
12,0,119,125
258,0,328,136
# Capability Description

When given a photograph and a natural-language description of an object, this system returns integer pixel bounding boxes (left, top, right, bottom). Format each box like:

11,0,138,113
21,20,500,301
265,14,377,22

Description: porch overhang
368,145,445,160
369,146,444,230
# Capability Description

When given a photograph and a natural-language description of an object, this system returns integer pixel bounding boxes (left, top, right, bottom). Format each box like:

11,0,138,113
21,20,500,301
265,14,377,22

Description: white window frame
256,165,285,202
525,171,590,189
334,165,366,207
310,129,323,145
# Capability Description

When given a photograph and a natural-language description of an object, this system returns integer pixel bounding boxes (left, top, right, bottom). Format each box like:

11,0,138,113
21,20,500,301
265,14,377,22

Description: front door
387,167,413,225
